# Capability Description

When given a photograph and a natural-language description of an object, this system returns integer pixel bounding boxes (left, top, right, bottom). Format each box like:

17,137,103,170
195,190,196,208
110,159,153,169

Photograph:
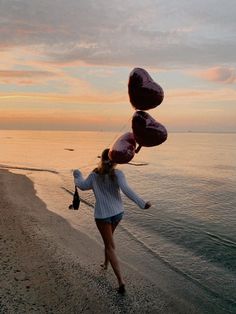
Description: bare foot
100,263,108,270
117,284,126,295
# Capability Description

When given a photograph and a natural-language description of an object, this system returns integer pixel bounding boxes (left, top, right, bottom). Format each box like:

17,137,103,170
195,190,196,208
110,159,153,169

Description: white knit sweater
74,169,146,219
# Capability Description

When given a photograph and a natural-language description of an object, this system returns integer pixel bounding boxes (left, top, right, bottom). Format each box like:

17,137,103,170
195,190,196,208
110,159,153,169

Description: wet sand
0,169,197,313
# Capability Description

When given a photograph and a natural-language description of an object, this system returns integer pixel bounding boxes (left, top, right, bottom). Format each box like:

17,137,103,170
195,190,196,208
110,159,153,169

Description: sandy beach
1,169,225,313
0,169,176,313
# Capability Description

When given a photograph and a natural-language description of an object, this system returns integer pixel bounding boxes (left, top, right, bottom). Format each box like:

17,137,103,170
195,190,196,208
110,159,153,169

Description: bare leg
101,221,119,269
101,250,109,270
96,221,124,287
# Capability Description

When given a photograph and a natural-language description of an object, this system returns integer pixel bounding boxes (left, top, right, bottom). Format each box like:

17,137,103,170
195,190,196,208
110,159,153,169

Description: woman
73,148,151,294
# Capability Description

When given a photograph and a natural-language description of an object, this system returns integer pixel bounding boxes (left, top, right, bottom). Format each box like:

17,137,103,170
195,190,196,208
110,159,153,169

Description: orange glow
0,106,128,131
0,90,128,104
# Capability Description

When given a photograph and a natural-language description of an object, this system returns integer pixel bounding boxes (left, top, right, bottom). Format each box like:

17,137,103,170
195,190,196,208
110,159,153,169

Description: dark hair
93,148,116,179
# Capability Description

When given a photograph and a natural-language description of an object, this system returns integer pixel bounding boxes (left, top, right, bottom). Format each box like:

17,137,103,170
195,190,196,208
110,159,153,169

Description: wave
61,186,235,310
0,164,58,174
167,216,236,250
119,223,236,310
206,232,236,248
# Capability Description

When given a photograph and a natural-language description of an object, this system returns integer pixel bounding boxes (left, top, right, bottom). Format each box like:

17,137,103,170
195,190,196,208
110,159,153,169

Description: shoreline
0,169,183,313
1,169,231,313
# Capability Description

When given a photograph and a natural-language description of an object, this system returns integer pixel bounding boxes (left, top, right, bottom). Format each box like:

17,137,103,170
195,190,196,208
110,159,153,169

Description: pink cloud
195,67,236,84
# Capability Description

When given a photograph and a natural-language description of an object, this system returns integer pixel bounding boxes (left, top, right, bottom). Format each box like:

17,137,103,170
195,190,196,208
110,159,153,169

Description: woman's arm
73,170,93,190
116,170,149,209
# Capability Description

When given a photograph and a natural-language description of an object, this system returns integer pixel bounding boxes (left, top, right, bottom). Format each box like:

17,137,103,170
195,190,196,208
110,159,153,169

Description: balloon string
62,114,139,179
64,117,132,173
107,116,132,148
135,145,142,154
61,116,132,176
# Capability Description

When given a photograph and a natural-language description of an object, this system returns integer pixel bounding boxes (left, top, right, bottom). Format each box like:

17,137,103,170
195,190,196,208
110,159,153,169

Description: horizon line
0,129,236,134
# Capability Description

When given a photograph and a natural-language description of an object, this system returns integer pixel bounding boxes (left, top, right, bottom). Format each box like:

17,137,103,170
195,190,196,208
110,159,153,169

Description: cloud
0,69,57,85
0,70,55,78
166,87,236,104
0,88,127,105
1,85,236,108
0,0,236,68
193,67,236,84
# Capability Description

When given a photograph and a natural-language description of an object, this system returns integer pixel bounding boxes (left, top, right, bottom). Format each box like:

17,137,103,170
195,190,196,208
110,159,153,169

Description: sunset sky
0,0,236,132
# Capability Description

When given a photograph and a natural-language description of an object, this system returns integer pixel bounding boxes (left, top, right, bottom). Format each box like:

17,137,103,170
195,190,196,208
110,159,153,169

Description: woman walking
73,148,151,294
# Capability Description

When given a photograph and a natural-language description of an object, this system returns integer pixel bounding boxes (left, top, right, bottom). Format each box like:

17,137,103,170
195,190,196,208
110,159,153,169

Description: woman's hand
144,201,151,209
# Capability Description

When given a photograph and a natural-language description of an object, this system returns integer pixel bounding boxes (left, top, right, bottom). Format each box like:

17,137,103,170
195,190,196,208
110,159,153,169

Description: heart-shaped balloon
132,111,167,153
109,132,136,164
128,68,164,110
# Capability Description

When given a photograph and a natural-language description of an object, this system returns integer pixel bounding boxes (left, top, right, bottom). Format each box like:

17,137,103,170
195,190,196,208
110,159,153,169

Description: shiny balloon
132,111,167,153
109,132,136,164
128,68,164,110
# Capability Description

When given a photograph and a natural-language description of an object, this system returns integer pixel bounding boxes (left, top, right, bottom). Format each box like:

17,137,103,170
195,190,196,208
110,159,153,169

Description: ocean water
1,130,236,313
